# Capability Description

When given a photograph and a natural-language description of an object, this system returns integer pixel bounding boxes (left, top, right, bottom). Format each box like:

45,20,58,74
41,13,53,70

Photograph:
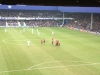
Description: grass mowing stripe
37,27,100,74
0,27,100,75
18,27,78,75
0,48,9,75
1,28,43,75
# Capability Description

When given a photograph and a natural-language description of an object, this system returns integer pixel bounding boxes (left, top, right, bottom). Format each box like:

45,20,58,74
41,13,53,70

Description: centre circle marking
3,36,51,45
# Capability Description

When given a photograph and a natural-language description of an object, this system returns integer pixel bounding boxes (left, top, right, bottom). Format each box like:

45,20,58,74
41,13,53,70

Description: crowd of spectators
64,13,91,30
7,20,18,26
64,13,100,32
0,10,100,32
24,20,62,27
0,10,62,18
92,13,100,32
0,20,6,26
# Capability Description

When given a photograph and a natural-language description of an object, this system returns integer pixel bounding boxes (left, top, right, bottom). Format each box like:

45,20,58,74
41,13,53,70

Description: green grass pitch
0,27,100,75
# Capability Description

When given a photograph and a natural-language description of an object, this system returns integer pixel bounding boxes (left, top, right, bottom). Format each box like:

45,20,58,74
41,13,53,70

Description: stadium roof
0,5,100,13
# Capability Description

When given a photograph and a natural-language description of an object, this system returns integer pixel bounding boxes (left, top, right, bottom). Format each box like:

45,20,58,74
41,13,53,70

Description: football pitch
0,27,100,75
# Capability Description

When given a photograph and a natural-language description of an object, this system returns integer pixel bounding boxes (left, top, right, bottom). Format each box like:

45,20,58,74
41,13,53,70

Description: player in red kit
55,40,58,46
58,40,59,44
58,40,60,46
52,40,54,45
52,38,54,45
55,40,60,46
43,39,45,44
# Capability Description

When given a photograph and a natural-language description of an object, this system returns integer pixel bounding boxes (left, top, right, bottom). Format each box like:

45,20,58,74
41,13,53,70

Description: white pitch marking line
28,61,61,70
0,61,100,74
0,69,27,73
27,60,86,70
27,61,100,70
2,37,51,45
30,63,100,70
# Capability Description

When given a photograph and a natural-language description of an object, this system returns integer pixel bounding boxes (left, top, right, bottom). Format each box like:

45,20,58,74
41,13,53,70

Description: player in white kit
37,29,38,32
38,32,40,36
32,28,34,34
5,29,6,33
52,31,54,35
27,40,30,46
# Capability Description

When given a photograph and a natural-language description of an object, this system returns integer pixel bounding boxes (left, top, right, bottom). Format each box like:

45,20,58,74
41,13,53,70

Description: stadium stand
0,10,100,33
